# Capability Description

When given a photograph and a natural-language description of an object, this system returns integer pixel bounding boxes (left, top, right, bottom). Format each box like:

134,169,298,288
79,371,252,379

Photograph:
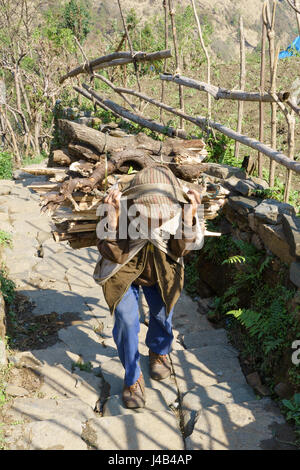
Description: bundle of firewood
24,119,229,249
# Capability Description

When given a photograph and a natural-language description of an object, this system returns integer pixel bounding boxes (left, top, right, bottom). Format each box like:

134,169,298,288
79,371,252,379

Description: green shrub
196,229,299,387
0,152,13,180
0,231,12,249
0,268,15,305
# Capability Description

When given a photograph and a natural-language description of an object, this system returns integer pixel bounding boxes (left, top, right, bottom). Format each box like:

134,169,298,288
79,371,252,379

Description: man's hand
103,189,122,232
184,189,202,225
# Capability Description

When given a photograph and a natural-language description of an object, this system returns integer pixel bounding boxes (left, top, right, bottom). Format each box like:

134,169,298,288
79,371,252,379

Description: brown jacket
97,219,196,315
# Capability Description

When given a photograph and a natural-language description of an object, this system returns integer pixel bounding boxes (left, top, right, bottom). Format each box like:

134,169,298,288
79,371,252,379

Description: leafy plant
282,393,300,437
0,268,15,304
71,360,92,372
61,0,91,43
0,152,13,180
0,231,12,249
222,255,246,265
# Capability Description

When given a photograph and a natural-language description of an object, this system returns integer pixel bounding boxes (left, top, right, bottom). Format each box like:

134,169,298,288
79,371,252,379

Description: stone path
0,174,289,450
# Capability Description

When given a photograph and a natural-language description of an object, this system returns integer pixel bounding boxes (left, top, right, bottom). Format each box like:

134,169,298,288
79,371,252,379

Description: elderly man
94,164,204,409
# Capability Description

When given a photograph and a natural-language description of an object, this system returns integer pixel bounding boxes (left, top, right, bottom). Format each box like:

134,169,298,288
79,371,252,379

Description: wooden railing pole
235,16,246,159
258,9,267,178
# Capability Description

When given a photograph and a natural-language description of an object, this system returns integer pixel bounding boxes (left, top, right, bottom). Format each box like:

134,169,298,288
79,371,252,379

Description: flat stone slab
290,262,300,288
203,163,245,180
254,199,296,225
282,214,300,258
172,292,214,334
101,355,178,406
25,417,87,450
58,324,118,364
66,264,97,290
186,399,285,450
21,289,90,316
179,328,229,350
171,346,246,392
181,382,256,436
258,223,295,264
103,388,169,416
228,196,259,215
7,397,95,423
37,363,103,407
82,411,184,450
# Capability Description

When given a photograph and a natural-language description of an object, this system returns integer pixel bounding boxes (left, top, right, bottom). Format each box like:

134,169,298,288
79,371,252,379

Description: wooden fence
62,0,299,203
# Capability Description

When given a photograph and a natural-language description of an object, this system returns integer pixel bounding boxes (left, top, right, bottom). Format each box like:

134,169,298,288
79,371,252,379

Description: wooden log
160,73,289,103
59,50,172,84
52,149,74,166
81,84,181,138
21,167,68,176
234,16,246,158
194,116,300,174
258,13,267,178
58,119,162,155
68,143,103,162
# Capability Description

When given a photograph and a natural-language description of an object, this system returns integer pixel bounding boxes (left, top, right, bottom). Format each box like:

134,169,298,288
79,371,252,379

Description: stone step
185,398,285,450
170,345,245,392
179,328,229,350
102,387,170,417
101,354,179,407
172,291,214,334
82,410,184,450
181,381,257,437
24,418,87,450
6,397,96,423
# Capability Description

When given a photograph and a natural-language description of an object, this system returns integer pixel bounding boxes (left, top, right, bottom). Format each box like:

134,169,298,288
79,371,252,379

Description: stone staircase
0,175,288,450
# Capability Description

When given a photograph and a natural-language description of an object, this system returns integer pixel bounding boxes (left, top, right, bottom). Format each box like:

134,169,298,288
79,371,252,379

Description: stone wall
202,163,300,291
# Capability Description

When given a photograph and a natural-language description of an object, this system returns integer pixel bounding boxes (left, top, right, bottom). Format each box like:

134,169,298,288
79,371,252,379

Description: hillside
92,0,298,60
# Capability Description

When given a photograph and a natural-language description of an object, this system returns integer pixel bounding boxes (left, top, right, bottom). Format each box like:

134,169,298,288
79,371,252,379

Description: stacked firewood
23,118,229,249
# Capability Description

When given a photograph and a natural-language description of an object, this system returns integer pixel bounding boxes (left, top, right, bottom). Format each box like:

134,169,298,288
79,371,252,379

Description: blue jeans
113,283,174,386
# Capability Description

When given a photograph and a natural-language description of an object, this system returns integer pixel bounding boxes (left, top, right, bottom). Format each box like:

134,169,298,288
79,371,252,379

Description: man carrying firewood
94,163,204,409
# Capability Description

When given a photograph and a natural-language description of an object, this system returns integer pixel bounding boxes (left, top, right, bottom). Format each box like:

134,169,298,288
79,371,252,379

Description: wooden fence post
235,16,246,159
168,0,185,130
190,0,211,119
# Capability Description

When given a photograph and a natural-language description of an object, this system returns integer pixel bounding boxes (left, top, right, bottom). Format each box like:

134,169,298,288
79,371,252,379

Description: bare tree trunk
284,111,295,203
117,0,142,98
1,105,21,166
190,0,211,119
14,67,22,114
160,0,169,123
34,111,42,155
258,15,267,178
264,0,278,187
18,70,32,119
235,16,246,158
168,0,184,129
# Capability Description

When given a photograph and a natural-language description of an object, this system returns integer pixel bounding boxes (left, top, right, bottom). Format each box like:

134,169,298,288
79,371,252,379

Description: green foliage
282,393,300,439
184,252,200,296
32,10,76,53
71,360,92,372
0,152,13,180
222,255,246,265
205,133,242,167
0,231,12,249
61,0,91,43
255,172,300,211
124,6,213,75
201,230,298,383
0,268,15,305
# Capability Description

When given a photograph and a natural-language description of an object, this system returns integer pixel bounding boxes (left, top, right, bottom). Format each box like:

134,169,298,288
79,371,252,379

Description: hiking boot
122,373,146,409
149,350,172,381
